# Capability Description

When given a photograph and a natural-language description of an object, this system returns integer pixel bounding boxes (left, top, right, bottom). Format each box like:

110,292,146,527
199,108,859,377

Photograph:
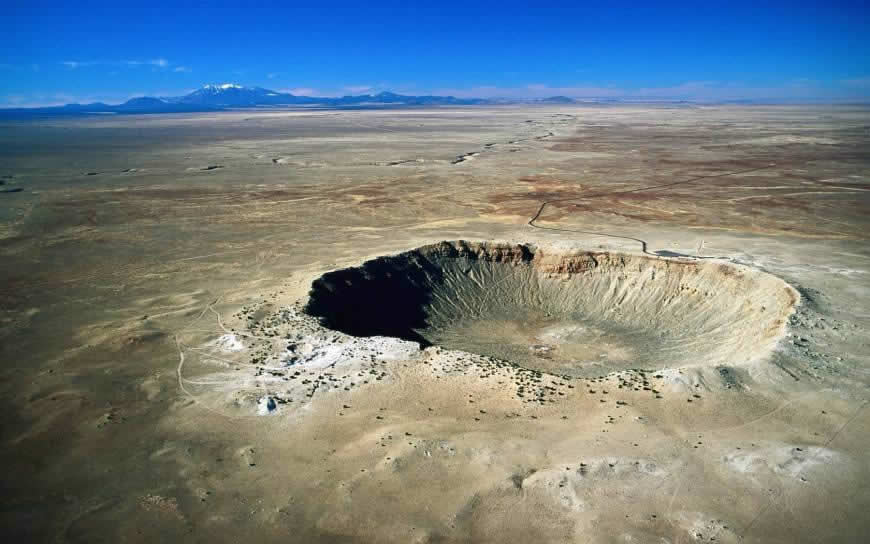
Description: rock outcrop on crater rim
305,241,799,377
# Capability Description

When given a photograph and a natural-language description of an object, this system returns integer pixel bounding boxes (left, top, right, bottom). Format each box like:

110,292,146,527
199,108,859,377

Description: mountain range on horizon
0,84,710,116
0,84,533,116
174,84,495,107
10,82,829,117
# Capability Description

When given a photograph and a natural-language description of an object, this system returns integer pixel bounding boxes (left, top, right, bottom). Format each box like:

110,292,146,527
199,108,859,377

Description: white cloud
125,58,170,68
62,60,102,69
62,59,173,70
173,66,191,73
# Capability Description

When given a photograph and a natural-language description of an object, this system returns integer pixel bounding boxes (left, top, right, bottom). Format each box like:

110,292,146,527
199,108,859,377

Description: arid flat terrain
1,105,869,543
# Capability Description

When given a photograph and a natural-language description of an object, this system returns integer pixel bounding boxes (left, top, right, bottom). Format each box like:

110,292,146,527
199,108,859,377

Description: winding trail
527,163,780,255
173,297,255,420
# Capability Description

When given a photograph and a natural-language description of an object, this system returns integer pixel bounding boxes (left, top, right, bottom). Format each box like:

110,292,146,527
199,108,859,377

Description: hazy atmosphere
2,2,870,543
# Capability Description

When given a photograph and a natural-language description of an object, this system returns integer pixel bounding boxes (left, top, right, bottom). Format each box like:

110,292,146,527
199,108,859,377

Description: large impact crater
305,241,798,376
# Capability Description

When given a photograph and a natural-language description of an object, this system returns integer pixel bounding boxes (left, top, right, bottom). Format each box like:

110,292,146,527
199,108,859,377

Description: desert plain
1,105,869,543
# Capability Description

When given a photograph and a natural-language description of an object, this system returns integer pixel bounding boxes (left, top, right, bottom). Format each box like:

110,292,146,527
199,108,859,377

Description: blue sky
3,1,869,106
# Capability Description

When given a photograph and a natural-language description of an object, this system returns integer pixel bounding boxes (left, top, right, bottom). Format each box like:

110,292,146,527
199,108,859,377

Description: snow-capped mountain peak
201,83,244,91
182,83,303,105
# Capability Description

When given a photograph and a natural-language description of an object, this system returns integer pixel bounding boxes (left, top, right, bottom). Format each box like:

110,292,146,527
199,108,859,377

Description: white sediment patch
286,342,346,369
722,443,842,480
182,303,424,416
210,333,246,352
283,335,419,370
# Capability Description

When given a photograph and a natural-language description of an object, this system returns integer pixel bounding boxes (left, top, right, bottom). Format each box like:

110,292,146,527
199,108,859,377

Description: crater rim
303,240,799,377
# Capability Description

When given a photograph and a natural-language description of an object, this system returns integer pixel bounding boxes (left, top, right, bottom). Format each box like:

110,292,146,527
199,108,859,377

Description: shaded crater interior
304,241,797,376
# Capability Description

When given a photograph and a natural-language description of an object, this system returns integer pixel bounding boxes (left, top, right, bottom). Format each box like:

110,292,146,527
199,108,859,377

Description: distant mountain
3,86,839,116
168,85,487,107
171,84,320,106
538,96,576,104
328,91,488,106
116,96,218,112
0,84,497,116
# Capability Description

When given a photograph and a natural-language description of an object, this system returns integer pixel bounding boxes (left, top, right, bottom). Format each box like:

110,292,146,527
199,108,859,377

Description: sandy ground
1,105,869,543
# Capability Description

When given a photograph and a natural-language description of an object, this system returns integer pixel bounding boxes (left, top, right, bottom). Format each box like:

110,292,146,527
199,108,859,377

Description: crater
304,241,798,377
